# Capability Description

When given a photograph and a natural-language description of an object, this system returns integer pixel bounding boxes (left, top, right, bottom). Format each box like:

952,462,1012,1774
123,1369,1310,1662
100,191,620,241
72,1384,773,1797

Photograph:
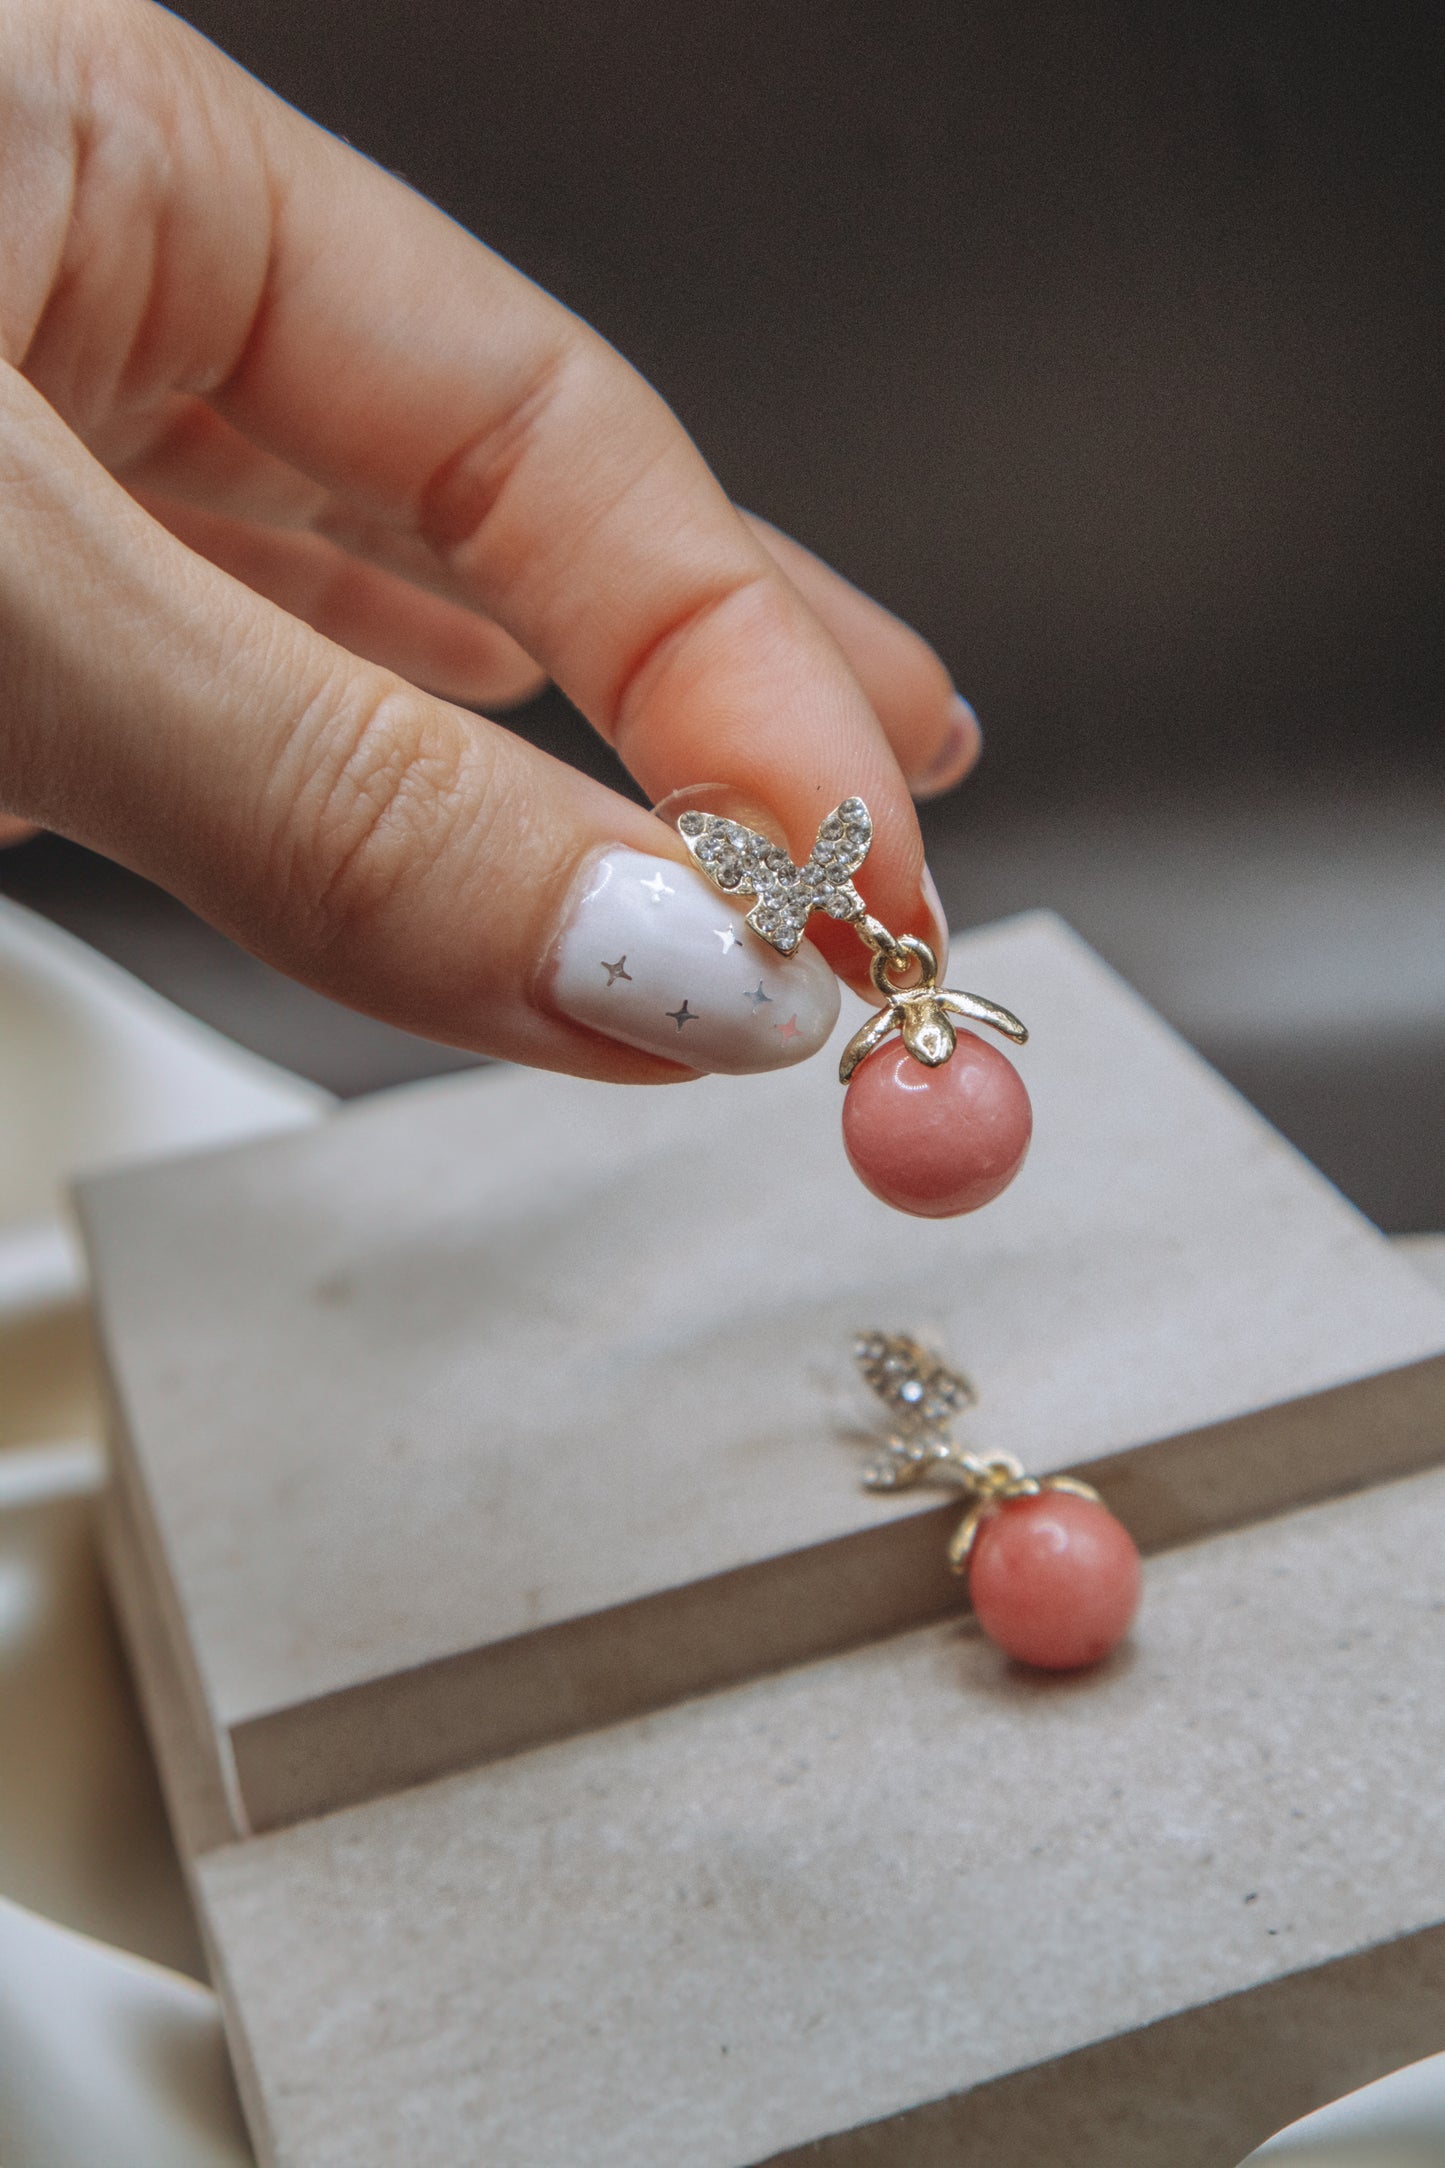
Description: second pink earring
676,797,1032,1218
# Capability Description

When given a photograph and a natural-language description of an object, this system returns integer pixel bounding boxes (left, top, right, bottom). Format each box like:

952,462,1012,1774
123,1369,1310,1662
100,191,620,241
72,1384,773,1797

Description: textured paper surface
195,1465,1445,2168
79,914,1445,1830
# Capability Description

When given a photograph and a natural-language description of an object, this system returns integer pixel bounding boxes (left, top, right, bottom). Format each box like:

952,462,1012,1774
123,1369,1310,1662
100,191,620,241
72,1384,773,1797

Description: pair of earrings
676,797,1031,1218
677,803,1138,1665
677,804,1139,1662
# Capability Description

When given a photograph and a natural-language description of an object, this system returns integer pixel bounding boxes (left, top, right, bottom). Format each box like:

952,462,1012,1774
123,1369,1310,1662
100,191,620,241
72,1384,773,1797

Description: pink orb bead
842,1032,1032,1218
968,1491,1141,1670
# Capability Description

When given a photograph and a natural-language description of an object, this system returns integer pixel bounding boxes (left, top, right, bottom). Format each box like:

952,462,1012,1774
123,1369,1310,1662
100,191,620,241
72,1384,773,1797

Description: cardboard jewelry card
102,1402,1445,2168
178,1468,1445,2168
79,914,1445,1837
80,913,1445,2165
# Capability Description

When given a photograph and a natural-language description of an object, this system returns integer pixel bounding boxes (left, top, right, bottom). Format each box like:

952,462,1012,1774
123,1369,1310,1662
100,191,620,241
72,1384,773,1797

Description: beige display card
79,914,1445,1836
192,1468,1445,2168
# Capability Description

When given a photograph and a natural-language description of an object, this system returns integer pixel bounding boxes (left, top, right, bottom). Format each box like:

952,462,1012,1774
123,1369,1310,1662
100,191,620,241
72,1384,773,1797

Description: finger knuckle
415,334,577,566
277,674,478,950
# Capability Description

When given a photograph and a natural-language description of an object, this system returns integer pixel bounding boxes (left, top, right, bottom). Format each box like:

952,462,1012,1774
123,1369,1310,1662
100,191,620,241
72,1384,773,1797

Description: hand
0,0,978,1080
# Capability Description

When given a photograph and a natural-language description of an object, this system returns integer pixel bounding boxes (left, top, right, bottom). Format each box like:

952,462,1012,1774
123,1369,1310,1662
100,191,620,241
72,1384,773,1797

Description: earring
854,1332,1141,1669
676,798,1031,1217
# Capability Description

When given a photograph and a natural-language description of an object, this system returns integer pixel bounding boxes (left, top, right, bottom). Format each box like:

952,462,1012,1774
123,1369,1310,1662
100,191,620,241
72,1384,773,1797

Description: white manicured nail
551,848,840,1073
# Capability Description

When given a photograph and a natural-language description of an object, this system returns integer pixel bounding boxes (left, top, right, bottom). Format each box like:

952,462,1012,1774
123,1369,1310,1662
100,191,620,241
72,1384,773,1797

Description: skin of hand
0,0,980,1080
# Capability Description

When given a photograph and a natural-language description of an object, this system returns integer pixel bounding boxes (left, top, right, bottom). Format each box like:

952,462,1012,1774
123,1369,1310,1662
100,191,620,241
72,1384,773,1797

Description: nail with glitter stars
550,848,841,1073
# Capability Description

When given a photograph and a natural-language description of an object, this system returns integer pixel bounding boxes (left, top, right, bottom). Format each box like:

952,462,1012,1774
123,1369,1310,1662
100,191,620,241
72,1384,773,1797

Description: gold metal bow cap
838,938,1028,1083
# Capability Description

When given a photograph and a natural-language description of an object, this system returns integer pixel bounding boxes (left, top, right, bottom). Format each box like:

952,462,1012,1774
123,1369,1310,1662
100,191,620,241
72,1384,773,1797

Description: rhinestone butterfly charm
676,797,873,956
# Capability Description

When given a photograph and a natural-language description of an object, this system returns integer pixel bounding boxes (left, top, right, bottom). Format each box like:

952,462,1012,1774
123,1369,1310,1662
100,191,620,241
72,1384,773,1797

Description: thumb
0,368,843,1081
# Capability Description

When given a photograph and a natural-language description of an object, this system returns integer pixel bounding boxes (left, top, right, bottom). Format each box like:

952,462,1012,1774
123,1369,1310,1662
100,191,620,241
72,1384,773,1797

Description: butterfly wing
806,797,872,921
811,797,872,879
676,810,809,952
854,1331,976,1430
676,811,792,899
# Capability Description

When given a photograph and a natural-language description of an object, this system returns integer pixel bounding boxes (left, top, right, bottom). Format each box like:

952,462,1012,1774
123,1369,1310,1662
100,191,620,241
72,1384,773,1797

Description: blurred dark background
4,0,1441,1223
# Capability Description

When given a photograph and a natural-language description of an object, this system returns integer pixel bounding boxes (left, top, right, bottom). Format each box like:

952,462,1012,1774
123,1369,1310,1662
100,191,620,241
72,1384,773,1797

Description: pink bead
842,1033,1032,1218
967,1491,1142,1670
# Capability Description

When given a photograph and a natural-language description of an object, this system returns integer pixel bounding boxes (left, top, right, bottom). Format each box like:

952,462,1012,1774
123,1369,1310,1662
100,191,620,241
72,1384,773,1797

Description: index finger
56,3,941,966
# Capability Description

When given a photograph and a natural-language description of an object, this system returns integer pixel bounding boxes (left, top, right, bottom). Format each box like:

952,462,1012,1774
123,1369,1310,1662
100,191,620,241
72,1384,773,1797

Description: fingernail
908,696,982,801
920,863,950,972
550,848,841,1074
651,782,788,847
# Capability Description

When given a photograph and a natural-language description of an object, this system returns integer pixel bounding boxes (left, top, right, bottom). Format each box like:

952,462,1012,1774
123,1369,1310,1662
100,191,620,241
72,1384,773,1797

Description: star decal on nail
601,956,632,985
666,1000,700,1030
777,1013,800,1042
641,871,675,903
745,983,772,1008
713,926,741,952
